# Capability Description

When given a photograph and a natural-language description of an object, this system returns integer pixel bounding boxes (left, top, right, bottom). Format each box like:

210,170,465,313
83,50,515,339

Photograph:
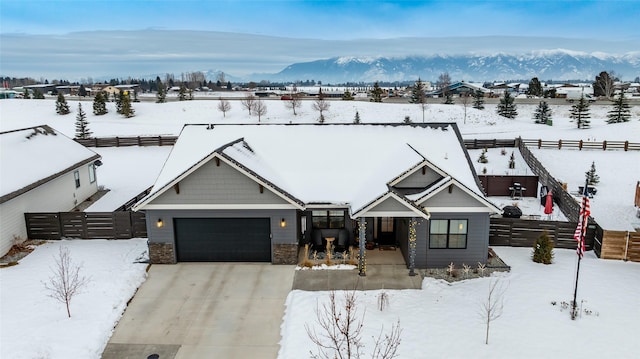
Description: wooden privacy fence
595,226,640,262
463,139,517,149
75,136,177,147
521,139,640,151
478,175,538,197
489,217,595,250
25,212,147,240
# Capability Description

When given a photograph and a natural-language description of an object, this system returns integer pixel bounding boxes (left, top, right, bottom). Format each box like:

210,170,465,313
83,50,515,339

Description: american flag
573,183,591,258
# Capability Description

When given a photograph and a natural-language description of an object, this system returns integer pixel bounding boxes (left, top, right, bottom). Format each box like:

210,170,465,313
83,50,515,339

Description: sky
1,0,639,39
1,0,639,81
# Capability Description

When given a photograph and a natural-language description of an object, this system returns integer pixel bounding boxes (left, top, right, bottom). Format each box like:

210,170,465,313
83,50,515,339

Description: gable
148,157,292,208
352,192,429,219
394,165,443,188
418,184,494,212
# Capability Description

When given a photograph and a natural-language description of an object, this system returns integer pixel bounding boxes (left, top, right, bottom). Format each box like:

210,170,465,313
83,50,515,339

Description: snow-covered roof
0,125,100,203
136,123,492,215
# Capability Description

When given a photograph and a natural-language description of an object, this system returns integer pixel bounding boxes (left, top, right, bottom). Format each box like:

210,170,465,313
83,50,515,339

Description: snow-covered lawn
279,247,640,359
0,239,148,359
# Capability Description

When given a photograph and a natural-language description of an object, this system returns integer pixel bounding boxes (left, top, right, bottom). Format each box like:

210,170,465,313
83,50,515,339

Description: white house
0,125,101,256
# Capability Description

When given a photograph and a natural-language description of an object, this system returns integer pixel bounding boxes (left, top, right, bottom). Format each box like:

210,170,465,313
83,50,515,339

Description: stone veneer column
148,243,176,264
272,244,298,264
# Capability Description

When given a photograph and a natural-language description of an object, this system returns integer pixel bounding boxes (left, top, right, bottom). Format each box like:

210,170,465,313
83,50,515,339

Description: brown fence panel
85,212,118,239
131,212,148,238
600,230,628,260
478,175,538,197
59,212,86,238
464,139,517,149
25,212,147,240
24,213,62,239
489,217,593,250
75,136,177,148
627,231,640,262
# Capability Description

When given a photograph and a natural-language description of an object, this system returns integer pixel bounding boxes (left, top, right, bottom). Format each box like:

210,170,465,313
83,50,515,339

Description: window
429,219,468,249
73,170,80,188
312,210,345,229
88,164,96,183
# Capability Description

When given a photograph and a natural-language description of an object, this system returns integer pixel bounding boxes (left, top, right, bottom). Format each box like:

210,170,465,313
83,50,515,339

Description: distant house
0,125,101,256
134,123,500,267
429,82,489,97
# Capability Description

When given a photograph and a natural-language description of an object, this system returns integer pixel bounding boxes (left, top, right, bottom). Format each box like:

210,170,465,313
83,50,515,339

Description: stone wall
149,243,176,264
272,243,298,264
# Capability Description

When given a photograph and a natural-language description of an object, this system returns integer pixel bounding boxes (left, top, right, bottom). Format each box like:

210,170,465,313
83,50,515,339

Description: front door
376,217,395,245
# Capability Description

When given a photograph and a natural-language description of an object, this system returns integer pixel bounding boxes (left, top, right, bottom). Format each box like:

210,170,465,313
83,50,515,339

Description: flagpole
571,180,589,320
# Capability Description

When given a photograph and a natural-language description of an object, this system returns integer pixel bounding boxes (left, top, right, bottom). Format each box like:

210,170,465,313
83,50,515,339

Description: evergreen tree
532,231,554,264
585,161,600,185
33,89,45,99
115,90,124,114
120,92,135,118
443,92,454,104
178,84,187,101
55,93,70,115
342,90,354,100
78,84,87,97
74,103,92,139
570,94,591,129
527,77,543,97
533,101,552,124
409,78,425,104
496,90,518,118
226,81,232,90
606,91,631,124
472,89,485,110
369,82,383,102
156,82,167,103
403,115,413,124
23,88,30,99
477,148,488,163
92,92,108,115
353,110,361,124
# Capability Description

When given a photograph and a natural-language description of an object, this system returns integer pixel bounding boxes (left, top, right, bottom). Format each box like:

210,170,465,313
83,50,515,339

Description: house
0,125,101,256
428,82,489,97
133,123,500,267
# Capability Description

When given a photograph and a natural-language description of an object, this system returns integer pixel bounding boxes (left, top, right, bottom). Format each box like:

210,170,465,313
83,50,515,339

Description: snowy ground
0,97,638,358
0,239,148,359
279,247,640,359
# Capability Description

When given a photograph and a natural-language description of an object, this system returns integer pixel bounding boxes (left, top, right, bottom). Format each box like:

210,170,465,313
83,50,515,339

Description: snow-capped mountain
258,51,640,83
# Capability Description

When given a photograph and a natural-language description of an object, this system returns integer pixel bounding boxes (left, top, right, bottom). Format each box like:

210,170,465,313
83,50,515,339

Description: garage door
174,218,271,262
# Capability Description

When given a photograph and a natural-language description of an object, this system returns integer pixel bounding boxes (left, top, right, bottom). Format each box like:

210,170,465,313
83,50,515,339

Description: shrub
532,231,554,264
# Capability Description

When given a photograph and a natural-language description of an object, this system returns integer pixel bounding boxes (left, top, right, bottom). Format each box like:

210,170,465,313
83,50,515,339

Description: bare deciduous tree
240,94,256,115
43,246,90,318
594,71,617,100
437,72,451,99
480,278,507,345
285,93,302,116
254,98,267,122
460,92,471,124
217,97,231,117
312,93,331,123
306,291,402,359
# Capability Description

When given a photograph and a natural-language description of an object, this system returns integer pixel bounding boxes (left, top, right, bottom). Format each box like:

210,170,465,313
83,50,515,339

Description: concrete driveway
102,263,295,359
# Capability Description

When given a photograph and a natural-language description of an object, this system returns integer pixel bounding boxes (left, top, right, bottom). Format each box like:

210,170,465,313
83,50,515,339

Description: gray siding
415,212,490,268
370,197,411,212
396,218,410,265
145,209,297,262
151,159,289,205
395,166,442,188
420,186,485,208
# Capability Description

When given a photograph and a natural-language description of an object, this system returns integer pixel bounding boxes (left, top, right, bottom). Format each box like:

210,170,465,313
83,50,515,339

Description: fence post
558,139,562,149
624,141,629,151
137,136,141,146
116,137,120,147
159,136,163,146
603,140,607,150
579,140,583,150
538,139,542,149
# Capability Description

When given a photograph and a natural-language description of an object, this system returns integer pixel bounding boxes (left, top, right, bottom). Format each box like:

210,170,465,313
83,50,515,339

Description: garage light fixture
156,218,164,228
280,218,286,228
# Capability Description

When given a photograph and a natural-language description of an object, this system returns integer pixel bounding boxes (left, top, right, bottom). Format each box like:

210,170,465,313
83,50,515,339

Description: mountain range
251,51,640,83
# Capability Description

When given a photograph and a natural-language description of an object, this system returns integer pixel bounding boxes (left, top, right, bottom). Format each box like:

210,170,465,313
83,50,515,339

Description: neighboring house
0,125,101,256
429,82,489,97
133,123,500,267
